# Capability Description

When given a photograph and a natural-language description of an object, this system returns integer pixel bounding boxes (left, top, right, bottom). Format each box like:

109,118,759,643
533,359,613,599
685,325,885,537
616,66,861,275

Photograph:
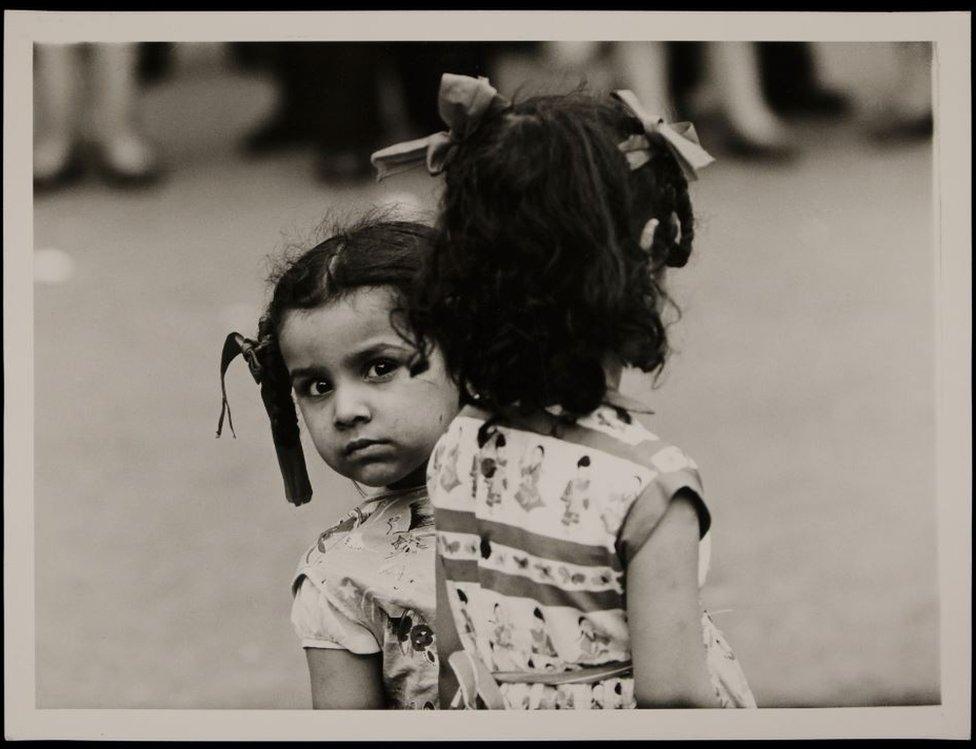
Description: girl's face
279,286,460,489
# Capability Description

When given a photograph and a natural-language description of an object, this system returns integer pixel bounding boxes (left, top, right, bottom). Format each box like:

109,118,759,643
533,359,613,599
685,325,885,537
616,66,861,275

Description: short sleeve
290,575,381,654
616,446,711,566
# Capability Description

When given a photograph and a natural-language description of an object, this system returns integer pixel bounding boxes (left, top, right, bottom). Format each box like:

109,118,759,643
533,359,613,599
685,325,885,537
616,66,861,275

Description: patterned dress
428,398,756,709
291,487,438,709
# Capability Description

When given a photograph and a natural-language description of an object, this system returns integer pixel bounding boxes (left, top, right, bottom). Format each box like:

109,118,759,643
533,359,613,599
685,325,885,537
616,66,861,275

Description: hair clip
216,332,313,507
371,73,510,181
612,90,715,181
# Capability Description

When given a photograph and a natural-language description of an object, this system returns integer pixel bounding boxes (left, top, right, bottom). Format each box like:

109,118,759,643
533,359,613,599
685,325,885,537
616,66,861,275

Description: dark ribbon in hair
370,73,510,181
216,332,313,507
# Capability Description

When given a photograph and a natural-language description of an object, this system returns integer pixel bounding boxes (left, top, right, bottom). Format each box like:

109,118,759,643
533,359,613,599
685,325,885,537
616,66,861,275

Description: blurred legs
612,42,673,116
34,44,78,184
759,42,850,117
540,41,613,93
703,42,788,150
89,43,159,181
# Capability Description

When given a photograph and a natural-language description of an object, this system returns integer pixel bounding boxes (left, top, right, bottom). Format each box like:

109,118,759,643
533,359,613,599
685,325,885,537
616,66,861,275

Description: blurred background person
681,41,797,159
759,42,851,118
233,42,383,183
232,42,491,182
387,42,492,138
33,43,161,192
541,41,796,160
544,41,856,161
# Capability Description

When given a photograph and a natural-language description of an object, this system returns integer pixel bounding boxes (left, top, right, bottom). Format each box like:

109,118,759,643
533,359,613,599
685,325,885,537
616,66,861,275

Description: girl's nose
332,386,371,429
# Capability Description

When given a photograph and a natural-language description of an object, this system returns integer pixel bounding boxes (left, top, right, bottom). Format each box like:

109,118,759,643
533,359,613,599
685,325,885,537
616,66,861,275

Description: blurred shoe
867,113,933,144
316,148,374,183
34,137,84,194
722,132,799,163
95,133,162,188
719,102,799,163
770,87,851,118
242,117,313,156
693,112,799,164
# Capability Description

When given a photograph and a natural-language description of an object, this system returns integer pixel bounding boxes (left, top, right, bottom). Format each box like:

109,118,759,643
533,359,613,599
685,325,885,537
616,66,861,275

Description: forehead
277,286,403,368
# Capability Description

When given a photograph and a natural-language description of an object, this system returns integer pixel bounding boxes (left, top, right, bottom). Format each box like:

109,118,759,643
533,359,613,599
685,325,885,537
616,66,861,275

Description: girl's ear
638,218,660,251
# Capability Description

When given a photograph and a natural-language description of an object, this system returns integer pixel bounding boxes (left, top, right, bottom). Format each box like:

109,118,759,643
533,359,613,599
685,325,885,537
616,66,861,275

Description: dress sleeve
290,575,381,654
616,445,711,566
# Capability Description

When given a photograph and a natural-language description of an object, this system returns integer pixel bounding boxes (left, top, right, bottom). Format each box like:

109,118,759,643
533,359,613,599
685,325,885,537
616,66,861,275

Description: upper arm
305,647,386,709
291,575,386,707
626,490,718,708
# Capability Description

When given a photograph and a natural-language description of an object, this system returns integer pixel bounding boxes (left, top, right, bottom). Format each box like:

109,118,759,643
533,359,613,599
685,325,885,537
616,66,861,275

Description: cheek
392,381,459,445
296,403,335,451
421,356,461,420
426,382,461,431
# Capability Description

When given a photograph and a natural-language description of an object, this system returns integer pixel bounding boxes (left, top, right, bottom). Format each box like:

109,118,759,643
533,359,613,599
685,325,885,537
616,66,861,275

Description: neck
603,355,623,391
385,463,428,493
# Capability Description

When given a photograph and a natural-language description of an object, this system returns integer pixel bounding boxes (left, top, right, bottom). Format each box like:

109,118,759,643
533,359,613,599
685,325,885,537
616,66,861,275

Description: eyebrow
288,365,331,383
287,341,411,383
349,340,411,364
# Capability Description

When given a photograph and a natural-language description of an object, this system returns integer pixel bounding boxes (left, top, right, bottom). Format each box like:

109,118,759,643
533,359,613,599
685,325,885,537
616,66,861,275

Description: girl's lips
344,439,391,457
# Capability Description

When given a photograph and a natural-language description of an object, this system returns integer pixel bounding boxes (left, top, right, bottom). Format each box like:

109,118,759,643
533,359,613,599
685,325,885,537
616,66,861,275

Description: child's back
430,400,755,709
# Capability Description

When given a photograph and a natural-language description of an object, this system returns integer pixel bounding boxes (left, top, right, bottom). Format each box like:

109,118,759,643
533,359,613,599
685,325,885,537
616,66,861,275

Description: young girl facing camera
372,75,757,709
218,217,459,709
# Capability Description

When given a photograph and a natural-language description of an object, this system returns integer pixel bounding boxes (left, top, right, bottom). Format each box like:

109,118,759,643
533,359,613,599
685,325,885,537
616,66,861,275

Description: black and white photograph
4,10,970,741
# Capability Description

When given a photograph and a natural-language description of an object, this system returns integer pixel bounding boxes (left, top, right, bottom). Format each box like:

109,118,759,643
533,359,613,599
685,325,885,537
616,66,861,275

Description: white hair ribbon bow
371,73,510,182
612,89,715,181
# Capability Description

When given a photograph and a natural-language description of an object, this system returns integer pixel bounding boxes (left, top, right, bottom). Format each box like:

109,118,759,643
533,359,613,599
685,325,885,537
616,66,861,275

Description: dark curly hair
407,90,697,419
249,215,437,461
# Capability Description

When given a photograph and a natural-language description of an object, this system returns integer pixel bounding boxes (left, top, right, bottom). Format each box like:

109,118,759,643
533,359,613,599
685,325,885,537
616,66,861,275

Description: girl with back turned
372,74,757,710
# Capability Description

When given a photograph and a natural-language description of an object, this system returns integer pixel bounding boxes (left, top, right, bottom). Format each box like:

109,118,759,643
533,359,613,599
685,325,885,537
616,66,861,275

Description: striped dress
428,398,756,709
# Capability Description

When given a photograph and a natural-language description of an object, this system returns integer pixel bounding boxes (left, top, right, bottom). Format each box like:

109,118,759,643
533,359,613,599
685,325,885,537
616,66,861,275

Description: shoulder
567,405,700,476
295,488,431,581
571,405,712,537
292,501,375,591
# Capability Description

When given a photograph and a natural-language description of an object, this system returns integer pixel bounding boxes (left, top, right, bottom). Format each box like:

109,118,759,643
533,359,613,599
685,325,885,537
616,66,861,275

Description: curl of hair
408,90,697,419
253,213,437,444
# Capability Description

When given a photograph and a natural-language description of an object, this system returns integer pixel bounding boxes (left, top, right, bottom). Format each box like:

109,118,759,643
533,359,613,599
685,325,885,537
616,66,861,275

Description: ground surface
31,46,939,708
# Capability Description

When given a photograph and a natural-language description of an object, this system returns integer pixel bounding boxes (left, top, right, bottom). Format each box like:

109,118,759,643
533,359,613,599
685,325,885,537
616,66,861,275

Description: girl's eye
365,358,400,381
306,379,332,397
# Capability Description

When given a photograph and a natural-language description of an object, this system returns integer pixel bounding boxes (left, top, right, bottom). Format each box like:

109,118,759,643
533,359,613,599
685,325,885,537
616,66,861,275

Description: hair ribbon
216,332,313,507
371,73,510,181
216,332,261,439
612,90,715,181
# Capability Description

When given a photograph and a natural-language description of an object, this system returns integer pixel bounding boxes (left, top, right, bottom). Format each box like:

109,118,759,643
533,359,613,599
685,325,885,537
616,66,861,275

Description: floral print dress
428,398,757,710
291,487,438,709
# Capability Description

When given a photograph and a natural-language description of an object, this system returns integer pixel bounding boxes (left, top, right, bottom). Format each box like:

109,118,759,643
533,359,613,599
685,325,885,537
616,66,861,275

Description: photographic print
4,10,970,741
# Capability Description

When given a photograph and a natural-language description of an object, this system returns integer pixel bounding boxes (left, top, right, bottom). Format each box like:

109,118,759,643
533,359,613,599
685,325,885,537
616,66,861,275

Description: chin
351,465,405,489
